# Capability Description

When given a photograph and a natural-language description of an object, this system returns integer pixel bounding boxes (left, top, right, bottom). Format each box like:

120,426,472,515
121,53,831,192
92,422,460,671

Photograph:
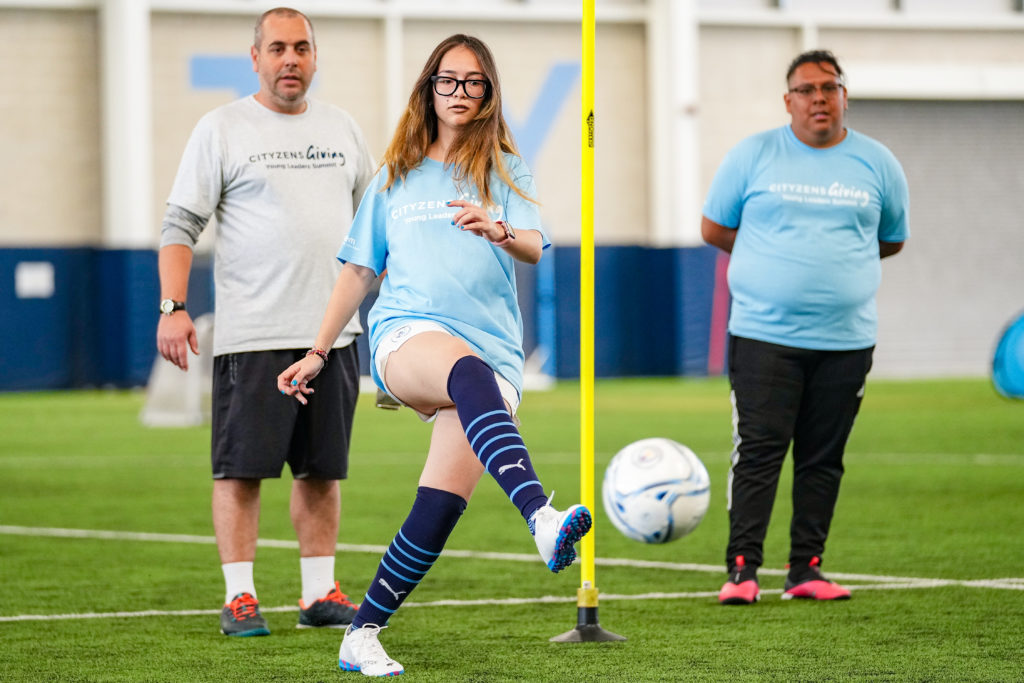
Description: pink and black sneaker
782,556,851,601
718,555,760,605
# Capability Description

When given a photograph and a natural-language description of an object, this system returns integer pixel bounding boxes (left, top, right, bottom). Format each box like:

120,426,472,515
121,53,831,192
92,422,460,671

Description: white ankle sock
300,555,336,606
222,561,256,604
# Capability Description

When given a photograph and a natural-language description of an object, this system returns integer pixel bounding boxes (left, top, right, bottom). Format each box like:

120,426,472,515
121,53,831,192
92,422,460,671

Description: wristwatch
496,220,516,241
159,299,186,316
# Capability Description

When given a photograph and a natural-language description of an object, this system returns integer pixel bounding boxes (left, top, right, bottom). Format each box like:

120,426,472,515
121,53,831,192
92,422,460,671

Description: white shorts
374,320,521,422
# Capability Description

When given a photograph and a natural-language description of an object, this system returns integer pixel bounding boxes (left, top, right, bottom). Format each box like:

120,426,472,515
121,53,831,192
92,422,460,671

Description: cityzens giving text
249,145,347,164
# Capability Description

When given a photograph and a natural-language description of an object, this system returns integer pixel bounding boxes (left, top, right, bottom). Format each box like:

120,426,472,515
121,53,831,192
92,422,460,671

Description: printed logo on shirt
391,191,504,225
248,145,347,170
768,181,870,208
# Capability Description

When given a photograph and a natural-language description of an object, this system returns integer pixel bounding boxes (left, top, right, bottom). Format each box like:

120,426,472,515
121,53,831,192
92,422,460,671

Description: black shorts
211,346,359,480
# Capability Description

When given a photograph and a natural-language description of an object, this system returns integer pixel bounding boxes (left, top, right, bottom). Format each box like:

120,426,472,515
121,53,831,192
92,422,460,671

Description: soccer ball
602,437,711,544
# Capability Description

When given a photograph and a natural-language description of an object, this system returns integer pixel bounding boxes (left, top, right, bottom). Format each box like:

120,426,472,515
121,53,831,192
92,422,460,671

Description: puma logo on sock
498,459,526,475
378,578,406,601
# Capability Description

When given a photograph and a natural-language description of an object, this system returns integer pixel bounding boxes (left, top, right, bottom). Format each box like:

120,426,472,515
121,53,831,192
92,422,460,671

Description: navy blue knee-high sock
447,355,548,522
353,487,466,629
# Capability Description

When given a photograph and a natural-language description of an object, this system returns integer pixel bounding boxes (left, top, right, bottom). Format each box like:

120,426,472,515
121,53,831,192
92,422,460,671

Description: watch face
160,299,178,315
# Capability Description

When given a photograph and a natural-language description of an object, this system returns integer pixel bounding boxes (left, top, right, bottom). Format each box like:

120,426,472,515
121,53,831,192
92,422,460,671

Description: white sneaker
528,494,593,573
338,624,404,677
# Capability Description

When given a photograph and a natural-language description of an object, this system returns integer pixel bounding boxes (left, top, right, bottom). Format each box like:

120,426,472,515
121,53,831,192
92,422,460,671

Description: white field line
1,525,1022,624
0,524,993,585
4,580,1017,624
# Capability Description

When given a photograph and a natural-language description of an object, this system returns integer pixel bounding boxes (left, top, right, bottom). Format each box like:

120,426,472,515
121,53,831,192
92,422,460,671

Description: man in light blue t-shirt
702,50,909,606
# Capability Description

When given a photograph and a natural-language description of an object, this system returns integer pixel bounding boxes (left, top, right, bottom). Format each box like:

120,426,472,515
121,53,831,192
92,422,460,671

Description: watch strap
160,299,186,315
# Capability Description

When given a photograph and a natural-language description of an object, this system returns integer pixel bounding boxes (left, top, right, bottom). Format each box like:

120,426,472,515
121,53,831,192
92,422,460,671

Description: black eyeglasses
431,75,489,99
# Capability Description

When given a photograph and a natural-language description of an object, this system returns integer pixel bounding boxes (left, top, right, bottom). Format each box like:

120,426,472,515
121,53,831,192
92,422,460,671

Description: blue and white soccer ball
602,437,711,544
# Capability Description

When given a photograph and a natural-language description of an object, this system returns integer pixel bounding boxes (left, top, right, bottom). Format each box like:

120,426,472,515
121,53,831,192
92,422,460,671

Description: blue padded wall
1,248,94,390
550,245,721,379
0,245,723,390
0,248,214,391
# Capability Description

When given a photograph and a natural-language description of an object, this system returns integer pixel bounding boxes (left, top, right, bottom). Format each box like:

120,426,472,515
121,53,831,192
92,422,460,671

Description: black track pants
725,335,873,570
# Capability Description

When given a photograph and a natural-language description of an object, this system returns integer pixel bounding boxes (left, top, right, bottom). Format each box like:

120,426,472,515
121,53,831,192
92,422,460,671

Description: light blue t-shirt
703,125,909,350
338,153,548,395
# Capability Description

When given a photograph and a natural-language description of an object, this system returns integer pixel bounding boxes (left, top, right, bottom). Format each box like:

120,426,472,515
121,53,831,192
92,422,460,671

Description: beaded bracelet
305,347,329,367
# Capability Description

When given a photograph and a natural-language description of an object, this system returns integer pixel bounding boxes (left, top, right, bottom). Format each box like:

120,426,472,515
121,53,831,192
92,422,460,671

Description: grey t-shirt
162,96,375,355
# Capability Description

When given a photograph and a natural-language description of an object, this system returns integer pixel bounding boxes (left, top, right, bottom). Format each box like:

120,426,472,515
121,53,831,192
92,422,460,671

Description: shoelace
731,555,747,583
228,594,259,620
322,583,357,608
354,624,392,665
528,491,556,535
786,556,826,584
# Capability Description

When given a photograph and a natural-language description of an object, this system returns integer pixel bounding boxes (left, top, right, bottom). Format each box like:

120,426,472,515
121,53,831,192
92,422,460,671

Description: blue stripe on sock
383,550,429,578
398,529,443,557
509,479,542,502
465,409,508,438
363,594,397,614
469,420,517,451
483,444,529,471
391,543,434,569
477,433,521,460
381,558,422,585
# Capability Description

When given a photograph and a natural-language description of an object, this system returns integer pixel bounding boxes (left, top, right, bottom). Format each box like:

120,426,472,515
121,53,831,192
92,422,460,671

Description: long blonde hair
380,34,534,207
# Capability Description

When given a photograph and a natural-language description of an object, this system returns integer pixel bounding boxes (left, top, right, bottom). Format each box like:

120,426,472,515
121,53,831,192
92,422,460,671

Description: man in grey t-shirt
156,7,374,637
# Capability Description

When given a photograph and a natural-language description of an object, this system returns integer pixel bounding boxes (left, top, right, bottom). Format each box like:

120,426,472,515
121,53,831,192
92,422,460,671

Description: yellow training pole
579,0,596,595
551,0,624,643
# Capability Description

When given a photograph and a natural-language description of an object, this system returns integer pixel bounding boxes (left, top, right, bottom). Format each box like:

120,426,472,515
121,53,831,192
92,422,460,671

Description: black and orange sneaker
782,556,852,601
297,581,359,629
718,555,760,605
220,592,271,637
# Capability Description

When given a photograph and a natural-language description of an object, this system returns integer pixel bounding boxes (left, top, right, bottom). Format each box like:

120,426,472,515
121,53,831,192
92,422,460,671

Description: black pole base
550,606,626,642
